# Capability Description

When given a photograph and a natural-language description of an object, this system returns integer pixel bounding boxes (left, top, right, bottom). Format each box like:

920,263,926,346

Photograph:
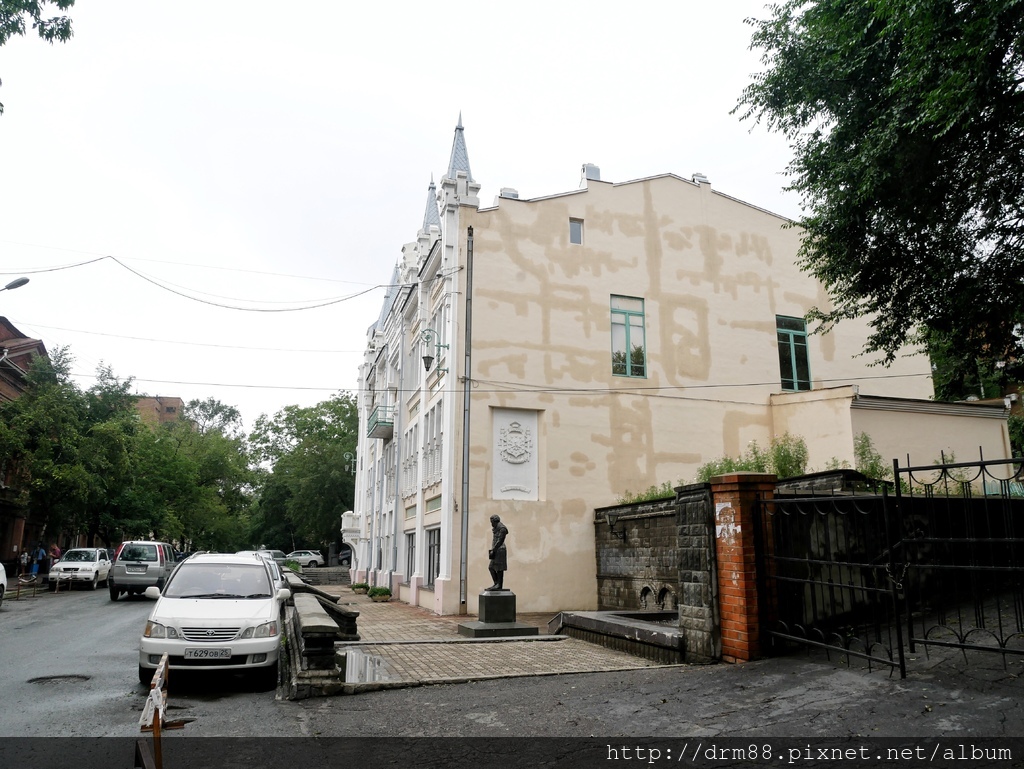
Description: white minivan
138,552,289,688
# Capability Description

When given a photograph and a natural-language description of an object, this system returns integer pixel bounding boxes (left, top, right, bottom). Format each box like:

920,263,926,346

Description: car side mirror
144,586,162,599
276,588,291,602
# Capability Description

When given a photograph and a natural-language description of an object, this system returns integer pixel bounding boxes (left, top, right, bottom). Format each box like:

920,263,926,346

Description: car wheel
0,584,5,611
90,574,98,590
306,561,317,568
139,665,153,686
48,580,57,592
109,583,119,601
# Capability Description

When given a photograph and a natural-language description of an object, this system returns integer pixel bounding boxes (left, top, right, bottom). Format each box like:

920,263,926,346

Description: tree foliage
0,0,75,114
736,0,1024,365
0,349,252,549
248,392,358,550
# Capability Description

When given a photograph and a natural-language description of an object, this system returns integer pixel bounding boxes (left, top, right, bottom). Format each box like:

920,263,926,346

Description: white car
138,553,289,688
49,548,111,591
285,550,324,568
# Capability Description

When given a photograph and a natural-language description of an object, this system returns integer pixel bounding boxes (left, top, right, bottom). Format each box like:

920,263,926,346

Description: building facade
350,120,1010,616
0,318,49,572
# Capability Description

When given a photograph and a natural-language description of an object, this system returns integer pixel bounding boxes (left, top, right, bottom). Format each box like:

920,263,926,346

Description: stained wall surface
452,174,936,612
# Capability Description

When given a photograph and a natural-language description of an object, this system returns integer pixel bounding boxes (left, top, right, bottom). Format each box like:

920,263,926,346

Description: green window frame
611,295,646,377
776,315,811,391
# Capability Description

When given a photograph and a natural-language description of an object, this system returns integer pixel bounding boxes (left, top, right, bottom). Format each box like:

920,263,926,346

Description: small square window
569,218,583,245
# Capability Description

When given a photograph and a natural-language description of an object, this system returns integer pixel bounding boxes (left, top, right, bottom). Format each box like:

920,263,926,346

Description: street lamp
420,328,449,373
1,277,29,292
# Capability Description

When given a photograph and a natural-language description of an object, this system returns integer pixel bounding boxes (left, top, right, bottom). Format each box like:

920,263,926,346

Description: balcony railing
367,404,395,440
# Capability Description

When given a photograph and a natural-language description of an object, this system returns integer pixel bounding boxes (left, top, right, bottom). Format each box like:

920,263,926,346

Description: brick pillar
710,472,775,663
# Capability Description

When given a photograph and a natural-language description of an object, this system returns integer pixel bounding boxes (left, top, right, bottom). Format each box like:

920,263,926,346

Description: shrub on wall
617,480,678,504
694,433,809,483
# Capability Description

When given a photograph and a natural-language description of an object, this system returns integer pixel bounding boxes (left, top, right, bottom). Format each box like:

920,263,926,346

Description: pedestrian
32,542,45,574
18,549,29,576
49,542,61,568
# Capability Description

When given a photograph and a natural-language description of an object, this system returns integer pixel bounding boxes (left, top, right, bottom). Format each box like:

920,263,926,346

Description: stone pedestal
458,590,539,638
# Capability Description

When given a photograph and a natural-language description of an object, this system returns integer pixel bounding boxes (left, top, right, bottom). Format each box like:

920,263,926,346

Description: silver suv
109,540,175,600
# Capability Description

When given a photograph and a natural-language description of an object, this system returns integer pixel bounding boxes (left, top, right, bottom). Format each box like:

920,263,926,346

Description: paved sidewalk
316,587,675,691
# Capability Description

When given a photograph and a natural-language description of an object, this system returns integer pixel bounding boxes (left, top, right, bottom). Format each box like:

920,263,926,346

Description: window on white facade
425,527,441,587
405,532,415,580
569,218,583,245
611,295,646,377
776,315,811,391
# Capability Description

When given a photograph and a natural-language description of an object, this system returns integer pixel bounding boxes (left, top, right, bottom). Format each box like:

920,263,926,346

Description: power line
1,253,455,311
20,321,360,354
0,238,382,287
66,369,933,399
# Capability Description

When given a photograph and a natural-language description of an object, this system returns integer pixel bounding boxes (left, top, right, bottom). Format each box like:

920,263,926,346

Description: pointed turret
422,176,441,231
440,113,481,211
447,112,474,182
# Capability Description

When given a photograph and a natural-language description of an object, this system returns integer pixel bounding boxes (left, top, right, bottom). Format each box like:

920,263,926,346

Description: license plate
184,648,231,659
125,565,147,573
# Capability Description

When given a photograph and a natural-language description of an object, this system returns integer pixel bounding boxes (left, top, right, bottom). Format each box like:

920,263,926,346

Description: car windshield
163,563,272,599
62,550,96,562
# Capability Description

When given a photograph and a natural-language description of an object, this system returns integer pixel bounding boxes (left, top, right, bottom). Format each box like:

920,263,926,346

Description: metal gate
894,455,1024,666
754,456,1024,676
755,488,906,677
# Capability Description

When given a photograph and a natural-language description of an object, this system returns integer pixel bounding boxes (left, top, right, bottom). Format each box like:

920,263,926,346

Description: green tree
249,393,358,548
0,0,75,115
736,1,1024,366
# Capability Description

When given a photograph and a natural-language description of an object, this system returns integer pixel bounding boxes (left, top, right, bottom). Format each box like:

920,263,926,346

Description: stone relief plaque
492,409,539,500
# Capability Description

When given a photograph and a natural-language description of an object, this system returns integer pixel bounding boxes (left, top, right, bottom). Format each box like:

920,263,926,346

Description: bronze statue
486,514,508,591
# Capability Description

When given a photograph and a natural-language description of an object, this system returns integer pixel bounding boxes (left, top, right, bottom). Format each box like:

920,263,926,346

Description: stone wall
675,484,719,663
598,483,724,663
595,497,678,611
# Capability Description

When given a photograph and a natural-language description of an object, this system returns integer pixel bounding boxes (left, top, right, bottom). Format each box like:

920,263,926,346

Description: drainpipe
389,324,404,591
459,226,474,604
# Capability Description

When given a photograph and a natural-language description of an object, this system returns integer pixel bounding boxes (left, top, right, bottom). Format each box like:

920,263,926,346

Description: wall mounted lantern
420,328,449,373
606,512,627,541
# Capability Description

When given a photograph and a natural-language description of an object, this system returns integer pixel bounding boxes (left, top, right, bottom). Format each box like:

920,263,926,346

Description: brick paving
316,585,677,691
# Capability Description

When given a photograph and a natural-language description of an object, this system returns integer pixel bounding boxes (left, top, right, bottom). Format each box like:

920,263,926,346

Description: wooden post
138,653,187,769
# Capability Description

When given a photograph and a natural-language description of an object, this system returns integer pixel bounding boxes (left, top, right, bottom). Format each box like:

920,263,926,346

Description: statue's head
490,515,500,524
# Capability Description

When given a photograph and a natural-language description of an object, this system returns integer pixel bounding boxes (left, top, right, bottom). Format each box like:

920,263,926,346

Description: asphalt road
2,581,1021,749
0,583,298,737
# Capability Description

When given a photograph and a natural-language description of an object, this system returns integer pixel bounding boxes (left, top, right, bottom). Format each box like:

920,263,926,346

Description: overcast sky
0,1,799,430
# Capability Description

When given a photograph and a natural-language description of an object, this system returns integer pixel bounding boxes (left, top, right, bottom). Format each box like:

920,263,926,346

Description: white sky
0,1,799,430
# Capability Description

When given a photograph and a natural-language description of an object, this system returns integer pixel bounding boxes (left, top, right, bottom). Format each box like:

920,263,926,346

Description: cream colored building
350,119,1010,616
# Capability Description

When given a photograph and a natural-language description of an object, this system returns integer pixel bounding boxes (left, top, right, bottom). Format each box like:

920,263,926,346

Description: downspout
389,322,404,590
459,226,474,604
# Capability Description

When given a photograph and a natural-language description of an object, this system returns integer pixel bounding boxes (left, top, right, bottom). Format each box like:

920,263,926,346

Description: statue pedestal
457,590,539,638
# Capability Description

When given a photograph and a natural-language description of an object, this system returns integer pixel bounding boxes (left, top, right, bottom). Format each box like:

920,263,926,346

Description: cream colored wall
450,175,934,614
851,403,1011,472
770,387,859,468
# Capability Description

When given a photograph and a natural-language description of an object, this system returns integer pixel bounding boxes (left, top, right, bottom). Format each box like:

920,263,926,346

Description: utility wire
16,321,360,354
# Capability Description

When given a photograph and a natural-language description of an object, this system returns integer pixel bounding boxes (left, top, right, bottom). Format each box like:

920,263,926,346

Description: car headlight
143,621,179,639
240,620,279,639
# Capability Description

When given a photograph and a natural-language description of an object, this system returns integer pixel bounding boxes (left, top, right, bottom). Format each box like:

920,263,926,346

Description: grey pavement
308,582,1024,741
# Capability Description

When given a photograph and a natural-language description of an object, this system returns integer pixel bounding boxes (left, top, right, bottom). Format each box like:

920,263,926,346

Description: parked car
109,541,176,601
138,552,289,687
0,561,6,611
258,549,287,567
285,550,324,568
48,548,111,591
338,543,352,568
